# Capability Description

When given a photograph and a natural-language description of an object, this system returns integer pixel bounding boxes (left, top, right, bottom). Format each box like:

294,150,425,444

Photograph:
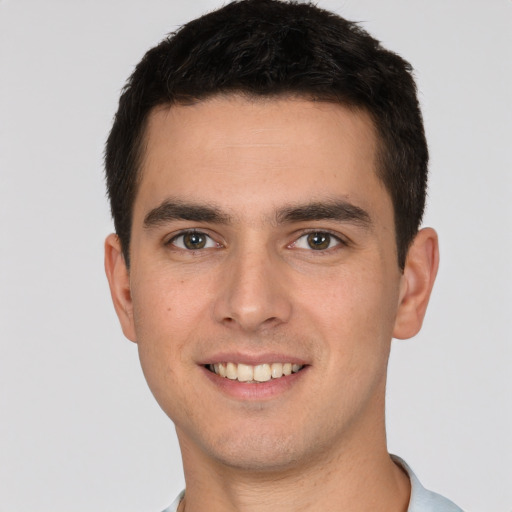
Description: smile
208,362,304,383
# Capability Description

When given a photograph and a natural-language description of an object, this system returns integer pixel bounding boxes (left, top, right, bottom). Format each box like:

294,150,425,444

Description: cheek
130,275,203,415
297,263,400,362
131,268,210,337
129,273,207,383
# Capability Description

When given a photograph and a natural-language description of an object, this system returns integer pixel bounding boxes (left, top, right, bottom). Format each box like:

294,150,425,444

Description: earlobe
393,228,439,340
104,234,137,342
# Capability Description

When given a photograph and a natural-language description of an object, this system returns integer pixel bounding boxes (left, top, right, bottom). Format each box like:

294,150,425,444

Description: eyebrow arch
276,200,372,227
143,200,232,228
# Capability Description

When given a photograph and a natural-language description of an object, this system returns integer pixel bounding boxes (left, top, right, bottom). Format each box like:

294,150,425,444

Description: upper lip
198,352,308,366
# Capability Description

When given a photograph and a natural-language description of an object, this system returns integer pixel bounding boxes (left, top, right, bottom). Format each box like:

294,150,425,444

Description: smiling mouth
207,362,304,383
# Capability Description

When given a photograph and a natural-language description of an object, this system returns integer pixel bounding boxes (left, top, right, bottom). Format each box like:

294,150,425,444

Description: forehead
136,95,387,219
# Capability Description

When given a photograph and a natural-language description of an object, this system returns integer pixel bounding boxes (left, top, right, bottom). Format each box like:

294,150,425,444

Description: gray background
1,0,510,510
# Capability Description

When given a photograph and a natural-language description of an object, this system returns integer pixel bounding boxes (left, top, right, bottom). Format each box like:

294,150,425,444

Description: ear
104,233,137,342
393,227,440,340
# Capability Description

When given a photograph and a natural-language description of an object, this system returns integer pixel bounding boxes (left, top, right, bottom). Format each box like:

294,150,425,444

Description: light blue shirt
162,456,463,512
392,456,463,512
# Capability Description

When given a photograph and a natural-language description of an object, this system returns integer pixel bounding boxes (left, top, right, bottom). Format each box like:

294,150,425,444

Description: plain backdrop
1,1,511,511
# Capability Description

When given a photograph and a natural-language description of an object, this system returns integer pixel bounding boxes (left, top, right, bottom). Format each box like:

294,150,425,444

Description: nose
213,243,293,332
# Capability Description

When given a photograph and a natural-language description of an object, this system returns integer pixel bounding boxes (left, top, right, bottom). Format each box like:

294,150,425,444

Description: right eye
168,231,218,250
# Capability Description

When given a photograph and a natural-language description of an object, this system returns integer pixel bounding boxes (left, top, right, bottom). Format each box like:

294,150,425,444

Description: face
106,96,434,473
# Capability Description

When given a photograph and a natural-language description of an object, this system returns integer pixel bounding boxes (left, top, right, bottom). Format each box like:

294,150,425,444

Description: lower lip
201,366,308,400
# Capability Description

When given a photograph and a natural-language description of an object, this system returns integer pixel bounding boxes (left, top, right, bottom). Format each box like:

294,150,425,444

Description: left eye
169,231,218,250
293,232,341,251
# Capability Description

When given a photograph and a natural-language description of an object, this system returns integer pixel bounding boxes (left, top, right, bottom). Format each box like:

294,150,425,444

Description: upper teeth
210,362,303,382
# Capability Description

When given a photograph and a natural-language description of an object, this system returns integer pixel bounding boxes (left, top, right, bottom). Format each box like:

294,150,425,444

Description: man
104,1,463,510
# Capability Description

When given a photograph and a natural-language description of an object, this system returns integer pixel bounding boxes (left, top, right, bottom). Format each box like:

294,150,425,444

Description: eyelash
166,228,348,253
289,230,347,252
166,230,221,251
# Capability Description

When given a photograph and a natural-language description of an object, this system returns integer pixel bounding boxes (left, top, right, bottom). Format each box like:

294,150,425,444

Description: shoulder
160,490,185,512
392,456,464,512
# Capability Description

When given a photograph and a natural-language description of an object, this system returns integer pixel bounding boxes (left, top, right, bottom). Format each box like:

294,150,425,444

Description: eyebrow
144,200,232,228
276,200,372,227
143,198,372,230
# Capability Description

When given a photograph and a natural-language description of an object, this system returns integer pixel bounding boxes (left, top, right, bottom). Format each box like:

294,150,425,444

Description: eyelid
165,229,222,250
163,228,348,251
289,229,348,250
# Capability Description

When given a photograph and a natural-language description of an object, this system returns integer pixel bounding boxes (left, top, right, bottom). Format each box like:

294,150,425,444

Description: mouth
206,362,304,383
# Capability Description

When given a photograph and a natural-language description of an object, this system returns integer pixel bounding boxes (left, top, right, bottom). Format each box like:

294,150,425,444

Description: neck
176,412,410,512
181,454,409,512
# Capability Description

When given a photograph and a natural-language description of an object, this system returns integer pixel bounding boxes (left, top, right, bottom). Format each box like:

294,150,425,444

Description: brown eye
183,232,207,249
170,231,217,250
306,232,331,250
292,231,342,251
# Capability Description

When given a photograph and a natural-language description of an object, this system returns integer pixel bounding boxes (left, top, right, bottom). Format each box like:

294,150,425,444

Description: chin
193,422,333,474
209,439,302,473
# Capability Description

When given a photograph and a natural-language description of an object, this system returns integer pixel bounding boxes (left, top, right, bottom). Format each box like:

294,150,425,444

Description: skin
105,95,439,512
